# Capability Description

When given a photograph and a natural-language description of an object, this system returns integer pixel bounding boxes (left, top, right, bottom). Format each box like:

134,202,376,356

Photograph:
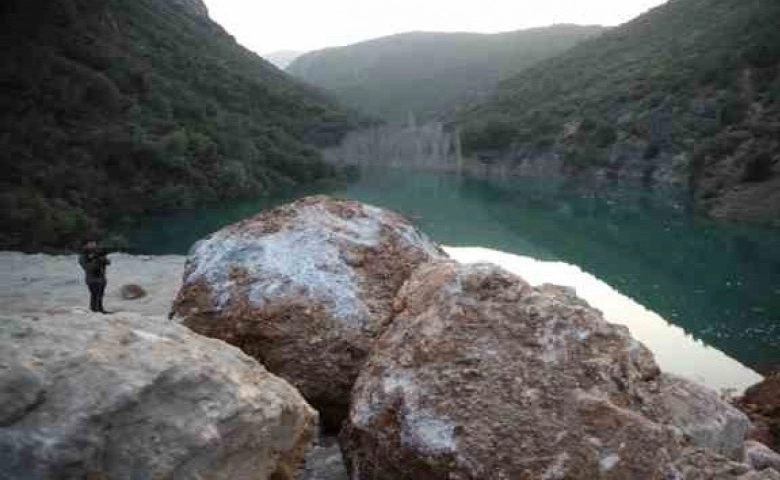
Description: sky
203,0,668,54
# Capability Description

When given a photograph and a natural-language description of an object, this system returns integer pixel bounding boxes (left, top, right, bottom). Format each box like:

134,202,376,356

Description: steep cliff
288,26,605,124
0,0,360,251
457,0,780,225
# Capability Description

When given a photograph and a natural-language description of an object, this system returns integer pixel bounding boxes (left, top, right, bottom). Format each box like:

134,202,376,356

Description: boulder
119,283,147,300
736,374,780,452
172,196,446,430
341,261,750,479
0,310,317,480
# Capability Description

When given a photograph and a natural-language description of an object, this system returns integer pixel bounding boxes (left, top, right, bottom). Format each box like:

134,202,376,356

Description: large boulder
0,310,317,480
172,196,446,429
341,261,750,479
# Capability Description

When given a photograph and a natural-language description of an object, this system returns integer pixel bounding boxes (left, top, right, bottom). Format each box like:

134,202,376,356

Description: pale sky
203,0,667,54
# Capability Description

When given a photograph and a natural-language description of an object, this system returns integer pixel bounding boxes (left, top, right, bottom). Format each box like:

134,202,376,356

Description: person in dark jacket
79,238,111,313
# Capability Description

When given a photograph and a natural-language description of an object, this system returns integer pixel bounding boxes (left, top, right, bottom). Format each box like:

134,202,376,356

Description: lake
123,168,780,387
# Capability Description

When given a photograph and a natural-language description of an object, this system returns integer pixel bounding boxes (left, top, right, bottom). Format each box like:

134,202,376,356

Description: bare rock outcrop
172,196,446,429
0,310,316,480
341,261,751,479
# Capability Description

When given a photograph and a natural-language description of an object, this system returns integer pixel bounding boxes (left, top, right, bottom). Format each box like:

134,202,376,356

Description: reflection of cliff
323,122,463,171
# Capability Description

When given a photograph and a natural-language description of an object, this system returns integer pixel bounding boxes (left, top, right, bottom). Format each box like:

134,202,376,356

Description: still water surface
124,169,780,386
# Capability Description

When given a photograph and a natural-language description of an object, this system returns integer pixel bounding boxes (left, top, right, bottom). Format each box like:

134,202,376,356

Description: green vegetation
458,0,780,191
288,25,605,124
0,0,363,251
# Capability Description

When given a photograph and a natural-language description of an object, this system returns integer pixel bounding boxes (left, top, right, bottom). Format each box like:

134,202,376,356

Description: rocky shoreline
1,196,778,479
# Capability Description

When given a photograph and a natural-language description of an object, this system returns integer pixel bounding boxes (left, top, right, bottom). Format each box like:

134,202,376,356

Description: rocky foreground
0,312,316,479
1,195,779,479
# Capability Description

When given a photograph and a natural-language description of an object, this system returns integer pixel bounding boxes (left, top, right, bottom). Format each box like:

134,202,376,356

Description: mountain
264,50,305,69
457,0,780,224
0,0,361,251
287,25,606,124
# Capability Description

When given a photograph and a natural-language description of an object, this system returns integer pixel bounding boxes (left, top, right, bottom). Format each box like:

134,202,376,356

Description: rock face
0,310,317,480
172,196,447,430
341,261,750,479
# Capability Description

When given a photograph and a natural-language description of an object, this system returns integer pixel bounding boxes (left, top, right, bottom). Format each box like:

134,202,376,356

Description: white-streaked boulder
172,195,446,429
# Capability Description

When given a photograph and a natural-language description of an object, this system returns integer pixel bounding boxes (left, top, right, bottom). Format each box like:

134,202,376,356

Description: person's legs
96,280,106,313
87,281,100,312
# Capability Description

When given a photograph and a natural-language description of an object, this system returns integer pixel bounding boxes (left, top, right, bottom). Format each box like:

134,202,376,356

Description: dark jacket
79,248,110,282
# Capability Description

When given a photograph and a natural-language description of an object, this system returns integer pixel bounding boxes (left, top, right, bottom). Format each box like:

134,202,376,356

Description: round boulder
119,283,147,300
172,196,446,430
341,261,749,479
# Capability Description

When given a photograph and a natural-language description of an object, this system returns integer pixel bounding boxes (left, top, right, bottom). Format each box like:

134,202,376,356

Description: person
78,237,111,313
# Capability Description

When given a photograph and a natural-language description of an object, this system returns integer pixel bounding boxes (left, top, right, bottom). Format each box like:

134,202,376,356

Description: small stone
120,284,147,300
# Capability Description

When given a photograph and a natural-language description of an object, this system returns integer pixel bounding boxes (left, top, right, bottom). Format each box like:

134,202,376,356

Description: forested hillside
458,0,780,224
288,25,605,124
0,0,361,251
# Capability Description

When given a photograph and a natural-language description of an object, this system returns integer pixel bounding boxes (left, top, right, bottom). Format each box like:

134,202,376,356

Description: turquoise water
123,169,780,373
